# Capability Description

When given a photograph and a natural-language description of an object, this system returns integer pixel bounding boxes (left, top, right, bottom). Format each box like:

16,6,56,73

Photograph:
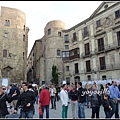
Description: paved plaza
33,100,118,118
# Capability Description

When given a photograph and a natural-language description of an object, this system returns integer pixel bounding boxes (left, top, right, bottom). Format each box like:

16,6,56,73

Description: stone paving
33,100,118,118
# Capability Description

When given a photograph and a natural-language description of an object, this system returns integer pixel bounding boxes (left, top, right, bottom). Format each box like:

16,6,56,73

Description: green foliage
50,65,61,85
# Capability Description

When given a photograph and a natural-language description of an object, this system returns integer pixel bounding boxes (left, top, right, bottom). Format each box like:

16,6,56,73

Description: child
102,94,112,118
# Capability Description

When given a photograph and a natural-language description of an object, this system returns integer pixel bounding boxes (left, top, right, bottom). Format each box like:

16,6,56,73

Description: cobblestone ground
33,100,117,118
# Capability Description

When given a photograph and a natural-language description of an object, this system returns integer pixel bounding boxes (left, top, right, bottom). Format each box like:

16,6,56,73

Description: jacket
0,93,12,116
69,89,78,101
8,86,20,100
88,90,102,107
60,89,69,106
15,89,36,112
39,88,50,106
78,87,86,103
102,99,112,112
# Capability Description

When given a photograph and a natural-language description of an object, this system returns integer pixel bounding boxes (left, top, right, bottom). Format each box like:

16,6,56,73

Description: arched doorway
74,76,80,85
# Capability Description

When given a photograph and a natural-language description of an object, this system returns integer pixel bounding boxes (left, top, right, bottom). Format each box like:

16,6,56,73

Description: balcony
69,54,80,60
62,57,70,61
85,69,91,73
81,51,91,58
72,36,78,43
64,40,69,43
73,70,79,76
83,32,89,39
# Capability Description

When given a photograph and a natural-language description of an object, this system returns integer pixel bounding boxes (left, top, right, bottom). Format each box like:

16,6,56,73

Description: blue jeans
20,110,34,118
36,95,39,104
39,105,49,118
110,100,119,118
78,102,85,118
105,111,111,118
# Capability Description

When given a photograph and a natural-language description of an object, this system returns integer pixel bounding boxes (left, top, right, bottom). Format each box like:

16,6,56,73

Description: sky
0,1,103,56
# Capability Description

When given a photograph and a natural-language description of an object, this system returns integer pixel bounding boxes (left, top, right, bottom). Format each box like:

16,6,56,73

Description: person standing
39,84,50,119
102,94,112,118
69,84,78,119
49,84,57,110
77,82,86,118
0,86,14,118
14,82,36,118
109,80,120,118
59,84,69,118
88,84,102,118
8,83,20,109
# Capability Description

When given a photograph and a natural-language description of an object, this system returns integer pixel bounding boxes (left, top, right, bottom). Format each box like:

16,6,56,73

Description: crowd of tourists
0,80,120,118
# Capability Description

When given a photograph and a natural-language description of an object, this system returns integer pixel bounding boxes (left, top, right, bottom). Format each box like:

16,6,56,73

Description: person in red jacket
39,84,50,118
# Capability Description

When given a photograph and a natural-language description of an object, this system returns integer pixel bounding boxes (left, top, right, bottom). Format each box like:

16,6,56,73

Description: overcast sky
0,1,103,56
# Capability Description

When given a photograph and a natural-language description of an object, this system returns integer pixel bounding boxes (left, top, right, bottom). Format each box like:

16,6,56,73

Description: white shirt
59,89,69,106
49,88,56,96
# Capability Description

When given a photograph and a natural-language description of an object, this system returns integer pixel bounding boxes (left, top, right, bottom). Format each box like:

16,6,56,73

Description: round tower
44,20,65,84
0,6,28,83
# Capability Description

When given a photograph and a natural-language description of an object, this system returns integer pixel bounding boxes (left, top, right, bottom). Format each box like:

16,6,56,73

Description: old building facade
0,6,29,84
27,2,120,85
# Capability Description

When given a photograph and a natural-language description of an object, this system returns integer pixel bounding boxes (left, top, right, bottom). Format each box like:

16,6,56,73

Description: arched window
3,49,7,57
87,75,91,81
66,77,70,85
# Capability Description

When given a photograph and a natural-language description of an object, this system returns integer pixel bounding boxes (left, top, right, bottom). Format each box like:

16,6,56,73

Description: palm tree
51,65,61,85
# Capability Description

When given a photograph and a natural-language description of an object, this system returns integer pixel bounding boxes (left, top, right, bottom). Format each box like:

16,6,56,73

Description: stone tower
44,20,65,84
0,6,29,84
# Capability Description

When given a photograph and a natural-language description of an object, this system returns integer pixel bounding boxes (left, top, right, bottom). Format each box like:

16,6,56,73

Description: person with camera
14,82,36,118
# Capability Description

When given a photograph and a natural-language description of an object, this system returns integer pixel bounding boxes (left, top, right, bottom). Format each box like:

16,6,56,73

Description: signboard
2,78,8,86
62,80,66,84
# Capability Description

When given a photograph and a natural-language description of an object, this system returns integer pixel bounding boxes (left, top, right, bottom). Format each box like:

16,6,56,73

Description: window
65,45,69,49
33,53,34,56
86,60,91,72
24,25,25,31
83,27,88,37
98,38,104,52
62,51,69,57
66,66,69,71
96,19,101,28
87,75,91,81
115,10,120,19
57,50,61,56
73,32,77,41
5,20,10,26
84,43,90,55
23,52,24,59
99,56,106,70
66,77,70,85
64,34,69,43
23,35,25,41
3,49,7,57
48,29,51,35
74,63,79,74
4,33,7,38
117,31,120,46
102,75,107,80
58,32,61,37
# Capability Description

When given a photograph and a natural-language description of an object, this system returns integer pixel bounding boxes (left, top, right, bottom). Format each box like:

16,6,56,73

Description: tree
50,65,61,85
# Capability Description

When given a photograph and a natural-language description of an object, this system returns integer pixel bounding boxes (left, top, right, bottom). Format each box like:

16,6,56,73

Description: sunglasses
2,88,6,90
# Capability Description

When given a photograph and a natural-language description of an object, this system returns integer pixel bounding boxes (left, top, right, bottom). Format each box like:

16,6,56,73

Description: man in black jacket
14,82,36,118
77,82,86,118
